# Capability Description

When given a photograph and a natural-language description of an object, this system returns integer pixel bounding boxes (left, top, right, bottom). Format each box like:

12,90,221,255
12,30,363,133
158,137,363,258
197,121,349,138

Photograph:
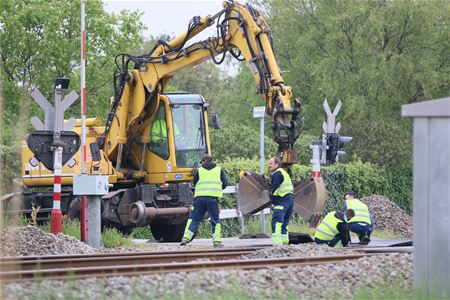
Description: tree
251,0,450,166
0,0,146,192
0,0,146,137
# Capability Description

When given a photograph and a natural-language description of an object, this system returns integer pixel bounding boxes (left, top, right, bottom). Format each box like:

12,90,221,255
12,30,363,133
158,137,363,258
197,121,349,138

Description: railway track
1,248,382,283
0,247,263,271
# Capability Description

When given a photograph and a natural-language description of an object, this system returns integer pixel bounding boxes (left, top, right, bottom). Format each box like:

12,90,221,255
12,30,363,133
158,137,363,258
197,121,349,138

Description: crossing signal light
323,133,352,164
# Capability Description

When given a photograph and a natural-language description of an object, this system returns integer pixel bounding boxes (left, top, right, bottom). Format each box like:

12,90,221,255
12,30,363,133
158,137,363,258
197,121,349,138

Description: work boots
359,236,371,245
213,241,224,248
180,238,189,246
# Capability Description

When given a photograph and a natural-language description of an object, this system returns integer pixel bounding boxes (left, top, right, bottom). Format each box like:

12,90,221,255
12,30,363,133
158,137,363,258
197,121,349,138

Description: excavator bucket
237,172,271,216
293,177,326,227
237,172,326,226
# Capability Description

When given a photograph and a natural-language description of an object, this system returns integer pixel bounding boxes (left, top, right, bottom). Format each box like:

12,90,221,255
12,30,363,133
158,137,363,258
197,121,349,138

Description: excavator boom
102,1,302,167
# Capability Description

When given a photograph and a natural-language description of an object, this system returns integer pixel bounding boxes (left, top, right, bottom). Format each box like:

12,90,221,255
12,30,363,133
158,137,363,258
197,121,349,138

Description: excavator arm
101,1,302,167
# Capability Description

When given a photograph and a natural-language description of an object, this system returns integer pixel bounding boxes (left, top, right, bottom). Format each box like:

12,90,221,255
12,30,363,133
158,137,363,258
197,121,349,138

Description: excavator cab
137,93,211,184
169,95,209,168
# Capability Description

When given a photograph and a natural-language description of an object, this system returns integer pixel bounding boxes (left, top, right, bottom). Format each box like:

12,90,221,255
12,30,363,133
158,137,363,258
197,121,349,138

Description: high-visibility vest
151,119,167,142
273,168,293,197
194,166,223,198
151,119,180,143
346,199,372,225
314,211,342,241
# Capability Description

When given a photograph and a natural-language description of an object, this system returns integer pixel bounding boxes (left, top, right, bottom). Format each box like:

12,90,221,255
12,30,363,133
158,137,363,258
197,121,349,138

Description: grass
0,212,29,229
130,226,153,239
371,230,403,239
38,218,134,248
101,227,134,248
8,278,425,300
244,214,316,235
351,280,449,300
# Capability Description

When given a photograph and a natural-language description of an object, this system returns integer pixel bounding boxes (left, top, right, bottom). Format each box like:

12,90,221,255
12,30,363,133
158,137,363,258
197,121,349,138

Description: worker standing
180,154,228,247
268,157,294,245
314,210,355,247
343,191,373,245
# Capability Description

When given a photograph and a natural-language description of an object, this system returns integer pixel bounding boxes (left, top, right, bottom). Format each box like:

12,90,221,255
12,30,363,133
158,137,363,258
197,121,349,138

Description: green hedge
210,124,318,165
219,158,412,214
0,143,21,194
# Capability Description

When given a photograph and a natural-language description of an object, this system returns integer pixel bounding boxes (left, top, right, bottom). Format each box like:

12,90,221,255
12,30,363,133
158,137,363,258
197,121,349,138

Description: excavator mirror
209,112,220,129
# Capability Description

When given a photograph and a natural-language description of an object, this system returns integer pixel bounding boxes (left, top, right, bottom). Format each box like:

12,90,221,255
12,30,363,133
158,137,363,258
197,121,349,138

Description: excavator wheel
150,220,186,242
67,197,81,220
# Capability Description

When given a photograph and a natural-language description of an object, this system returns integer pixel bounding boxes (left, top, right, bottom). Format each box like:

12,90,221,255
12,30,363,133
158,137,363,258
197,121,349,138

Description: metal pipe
311,141,321,178
129,201,189,226
259,116,266,233
116,144,123,170
139,144,146,172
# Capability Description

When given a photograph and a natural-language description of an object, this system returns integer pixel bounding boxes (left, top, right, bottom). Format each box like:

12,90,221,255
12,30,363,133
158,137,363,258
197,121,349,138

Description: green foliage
0,213,29,229
352,280,413,300
380,166,413,213
210,123,318,165
170,61,225,103
321,160,385,212
264,0,450,166
371,230,402,239
0,0,146,190
61,219,81,240
0,143,21,194
196,218,241,239
0,0,146,118
210,123,277,162
220,157,412,215
244,214,315,236
101,227,133,248
131,226,153,239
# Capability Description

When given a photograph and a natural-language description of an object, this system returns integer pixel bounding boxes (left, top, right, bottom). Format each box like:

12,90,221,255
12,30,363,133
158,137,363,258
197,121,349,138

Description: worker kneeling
343,191,373,245
314,209,355,248
180,155,228,247
269,157,294,246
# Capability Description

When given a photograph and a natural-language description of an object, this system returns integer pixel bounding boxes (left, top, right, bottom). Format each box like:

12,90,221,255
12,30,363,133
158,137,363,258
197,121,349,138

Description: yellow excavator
5,0,325,241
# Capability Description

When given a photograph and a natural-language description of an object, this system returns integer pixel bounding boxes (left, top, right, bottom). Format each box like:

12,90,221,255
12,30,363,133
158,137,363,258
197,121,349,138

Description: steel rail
0,246,268,262
1,253,380,283
0,250,255,271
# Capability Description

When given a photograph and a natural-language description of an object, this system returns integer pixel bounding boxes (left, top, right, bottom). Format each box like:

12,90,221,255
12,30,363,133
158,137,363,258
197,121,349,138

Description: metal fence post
253,106,267,234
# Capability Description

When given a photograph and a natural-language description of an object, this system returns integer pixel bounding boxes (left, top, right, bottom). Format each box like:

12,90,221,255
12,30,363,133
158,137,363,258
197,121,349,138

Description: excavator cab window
171,103,207,167
149,105,170,159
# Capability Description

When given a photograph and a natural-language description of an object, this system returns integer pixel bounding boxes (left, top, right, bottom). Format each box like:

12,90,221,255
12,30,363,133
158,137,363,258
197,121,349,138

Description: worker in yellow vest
268,157,294,245
151,108,181,144
343,191,373,245
180,154,228,247
314,210,355,247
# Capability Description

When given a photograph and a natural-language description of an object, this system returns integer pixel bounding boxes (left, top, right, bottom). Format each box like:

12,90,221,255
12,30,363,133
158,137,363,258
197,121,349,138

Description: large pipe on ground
129,201,189,226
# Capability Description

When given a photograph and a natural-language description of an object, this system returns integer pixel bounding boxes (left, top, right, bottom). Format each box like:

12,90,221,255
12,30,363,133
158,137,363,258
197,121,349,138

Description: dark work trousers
271,194,294,235
315,234,345,247
188,196,220,233
348,222,373,241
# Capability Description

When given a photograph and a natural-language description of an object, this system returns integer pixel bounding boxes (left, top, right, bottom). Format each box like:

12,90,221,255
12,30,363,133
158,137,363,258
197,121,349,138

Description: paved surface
133,236,412,248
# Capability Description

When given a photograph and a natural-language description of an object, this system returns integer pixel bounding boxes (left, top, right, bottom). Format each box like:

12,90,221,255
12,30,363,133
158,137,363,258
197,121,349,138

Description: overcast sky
103,0,223,40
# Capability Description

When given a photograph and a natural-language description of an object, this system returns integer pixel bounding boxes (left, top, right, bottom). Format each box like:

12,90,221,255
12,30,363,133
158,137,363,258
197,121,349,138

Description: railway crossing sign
322,99,342,134
27,81,80,170
27,131,80,171
318,99,352,164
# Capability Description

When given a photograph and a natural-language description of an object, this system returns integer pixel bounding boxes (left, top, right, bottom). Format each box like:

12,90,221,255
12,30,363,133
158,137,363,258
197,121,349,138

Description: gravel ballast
3,251,412,299
241,244,346,259
0,225,93,256
360,195,413,238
